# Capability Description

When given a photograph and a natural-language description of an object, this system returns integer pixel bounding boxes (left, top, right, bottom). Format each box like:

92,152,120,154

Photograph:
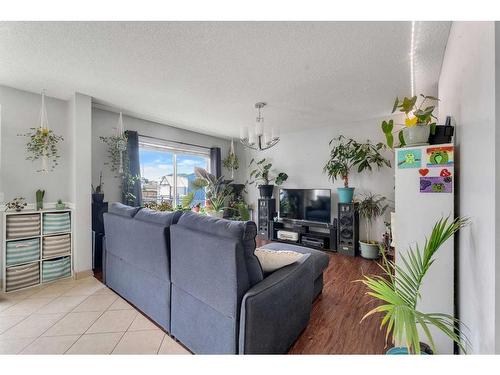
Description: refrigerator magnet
420,176,453,193
426,146,454,167
397,149,421,169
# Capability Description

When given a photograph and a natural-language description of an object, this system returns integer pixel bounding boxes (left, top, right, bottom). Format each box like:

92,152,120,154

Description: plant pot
386,343,433,355
337,187,354,203
258,185,274,199
429,125,454,145
56,203,66,210
359,241,380,259
402,124,430,146
92,193,104,204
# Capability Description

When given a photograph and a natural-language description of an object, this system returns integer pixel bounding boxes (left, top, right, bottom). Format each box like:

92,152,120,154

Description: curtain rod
137,133,212,150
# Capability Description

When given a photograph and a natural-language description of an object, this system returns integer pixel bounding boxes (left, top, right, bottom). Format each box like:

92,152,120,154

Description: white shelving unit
2,208,73,292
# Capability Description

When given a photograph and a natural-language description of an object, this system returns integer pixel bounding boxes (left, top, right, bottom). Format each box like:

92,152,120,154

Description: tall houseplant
248,158,288,198
381,94,439,148
323,136,390,203
360,217,469,354
357,193,389,259
192,167,233,218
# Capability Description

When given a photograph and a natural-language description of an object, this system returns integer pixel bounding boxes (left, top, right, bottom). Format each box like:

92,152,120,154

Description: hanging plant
223,140,239,179
19,91,64,172
100,112,127,177
19,127,64,172
100,133,128,176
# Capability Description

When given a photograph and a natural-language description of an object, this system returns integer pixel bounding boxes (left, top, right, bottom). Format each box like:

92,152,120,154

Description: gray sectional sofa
103,202,329,354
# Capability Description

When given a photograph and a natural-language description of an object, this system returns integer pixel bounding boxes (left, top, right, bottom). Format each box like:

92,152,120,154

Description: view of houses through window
139,139,210,208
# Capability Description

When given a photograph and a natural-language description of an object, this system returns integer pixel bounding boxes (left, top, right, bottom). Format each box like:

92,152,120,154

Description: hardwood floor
290,252,387,354
257,236,387,354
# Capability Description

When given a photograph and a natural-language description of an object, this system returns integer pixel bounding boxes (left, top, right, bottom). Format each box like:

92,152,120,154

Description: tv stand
269,219,337,252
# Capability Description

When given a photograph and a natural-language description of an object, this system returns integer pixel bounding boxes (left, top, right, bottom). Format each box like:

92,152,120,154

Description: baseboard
75,270,94,280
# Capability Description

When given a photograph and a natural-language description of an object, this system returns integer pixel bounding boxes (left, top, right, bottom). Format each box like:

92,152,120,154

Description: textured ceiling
0,21,450,138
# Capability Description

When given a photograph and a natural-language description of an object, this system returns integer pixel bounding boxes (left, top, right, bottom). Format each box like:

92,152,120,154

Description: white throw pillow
254,247,305,273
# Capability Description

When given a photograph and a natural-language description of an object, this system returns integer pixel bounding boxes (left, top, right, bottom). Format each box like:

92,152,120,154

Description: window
138,137,210,207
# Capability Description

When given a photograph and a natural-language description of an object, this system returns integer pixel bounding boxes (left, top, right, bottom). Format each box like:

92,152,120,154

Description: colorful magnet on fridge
440,168,452,177
426,146,454,167
419,168,429,176
420,176,453,193
397,149,422,169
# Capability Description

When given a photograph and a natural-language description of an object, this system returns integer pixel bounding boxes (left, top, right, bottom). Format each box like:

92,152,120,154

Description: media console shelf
269,219,337,252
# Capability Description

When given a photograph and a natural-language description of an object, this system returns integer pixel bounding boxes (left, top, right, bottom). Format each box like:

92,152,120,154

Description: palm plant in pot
360,217,470,354
381,94,439,148
192,167,233,218
248,158,288,198
323,136,390,203
357,193,390,259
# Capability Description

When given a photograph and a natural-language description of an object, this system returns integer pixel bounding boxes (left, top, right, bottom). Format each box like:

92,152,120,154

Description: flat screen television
279,188,331,224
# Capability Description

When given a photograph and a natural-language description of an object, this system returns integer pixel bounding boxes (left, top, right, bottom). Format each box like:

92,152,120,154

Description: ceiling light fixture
240,102,280,151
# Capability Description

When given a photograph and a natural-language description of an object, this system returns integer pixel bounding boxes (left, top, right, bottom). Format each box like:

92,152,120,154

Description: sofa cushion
177,212,263,286
254,247,305,273
260,242,329,280
135,208,183,226
108,202,142,218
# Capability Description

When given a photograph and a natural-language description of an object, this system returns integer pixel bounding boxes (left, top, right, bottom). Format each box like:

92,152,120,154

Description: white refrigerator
394,143,455,354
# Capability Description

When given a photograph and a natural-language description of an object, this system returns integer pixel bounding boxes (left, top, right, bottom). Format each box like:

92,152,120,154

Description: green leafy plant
5,197,27,212
143,200,173,211
222,147,239,179
323,136,391,188
360,217,470,354
356,193,390,244
381,94,439,149
248,158,288,186
192,167,233,213
100,134,128,175
19,127,64,172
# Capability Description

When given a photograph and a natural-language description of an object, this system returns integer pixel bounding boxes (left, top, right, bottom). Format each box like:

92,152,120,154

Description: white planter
402,124,430,146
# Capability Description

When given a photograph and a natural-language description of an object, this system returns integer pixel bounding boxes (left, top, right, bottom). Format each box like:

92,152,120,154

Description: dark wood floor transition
289,251,387,354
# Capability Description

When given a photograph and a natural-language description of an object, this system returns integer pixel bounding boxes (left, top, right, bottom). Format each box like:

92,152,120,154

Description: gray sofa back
169,212,263,354
104,203,182,331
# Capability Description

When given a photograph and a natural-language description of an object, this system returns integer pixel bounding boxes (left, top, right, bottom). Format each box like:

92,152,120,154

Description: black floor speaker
337,202,359,256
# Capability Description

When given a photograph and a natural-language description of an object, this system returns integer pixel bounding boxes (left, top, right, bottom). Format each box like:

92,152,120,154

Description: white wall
236,119,396,241
91,107,234,203
438,21,496,354
70,93,93,274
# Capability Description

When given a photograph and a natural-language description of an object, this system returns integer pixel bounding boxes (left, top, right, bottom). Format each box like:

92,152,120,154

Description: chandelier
240,102,280,151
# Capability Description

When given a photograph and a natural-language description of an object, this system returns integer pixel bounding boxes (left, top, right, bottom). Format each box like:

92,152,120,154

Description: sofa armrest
238,254,314,354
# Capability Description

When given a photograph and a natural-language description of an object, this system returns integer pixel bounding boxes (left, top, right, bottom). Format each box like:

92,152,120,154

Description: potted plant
92,171,104,203
248,158,288,198
5,197,27,212
360,217,470,354
381,94,439,148
192,167,234,218
223,140,239,179
36,189,45,211
19,127,64,172
56,199,66,210
356,193,389,259
323,136,390,203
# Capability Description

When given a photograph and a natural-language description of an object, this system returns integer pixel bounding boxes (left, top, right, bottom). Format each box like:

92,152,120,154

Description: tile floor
0,276,191,355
